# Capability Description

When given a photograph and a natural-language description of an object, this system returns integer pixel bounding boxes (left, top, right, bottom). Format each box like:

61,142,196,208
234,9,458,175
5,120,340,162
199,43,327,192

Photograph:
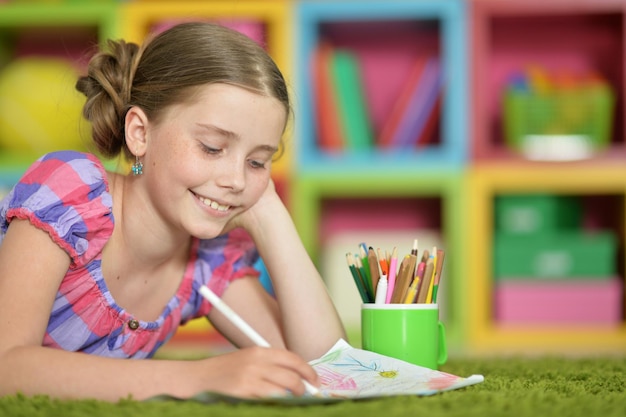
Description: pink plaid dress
0,151,260,358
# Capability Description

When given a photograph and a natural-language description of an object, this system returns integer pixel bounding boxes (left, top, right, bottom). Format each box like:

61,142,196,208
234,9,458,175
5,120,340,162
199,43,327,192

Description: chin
185,222,228,240
194,229,227,240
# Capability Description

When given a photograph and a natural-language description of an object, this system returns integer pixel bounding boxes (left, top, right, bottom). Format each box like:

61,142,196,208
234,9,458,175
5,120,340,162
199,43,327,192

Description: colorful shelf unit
119,0,294,181
0,2,120,175
470,0,626,162
467,164,626,354
2,0,625,356
293,0,468,174
290,171,469,349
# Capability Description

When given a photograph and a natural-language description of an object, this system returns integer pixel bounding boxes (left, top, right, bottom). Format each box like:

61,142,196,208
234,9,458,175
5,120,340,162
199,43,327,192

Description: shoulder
1,151,114,267
193,229,260,287
187,230,260,318
20,150,109,191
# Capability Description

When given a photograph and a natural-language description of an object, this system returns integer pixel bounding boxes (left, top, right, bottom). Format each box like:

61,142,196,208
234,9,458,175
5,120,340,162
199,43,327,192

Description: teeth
198,196,230,212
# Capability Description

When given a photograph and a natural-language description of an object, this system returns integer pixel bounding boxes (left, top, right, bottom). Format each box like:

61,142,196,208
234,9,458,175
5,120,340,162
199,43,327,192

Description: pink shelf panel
495,277,623,325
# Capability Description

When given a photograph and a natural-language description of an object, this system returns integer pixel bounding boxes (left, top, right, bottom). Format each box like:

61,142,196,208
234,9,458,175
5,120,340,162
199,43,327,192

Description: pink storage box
495,278,623,325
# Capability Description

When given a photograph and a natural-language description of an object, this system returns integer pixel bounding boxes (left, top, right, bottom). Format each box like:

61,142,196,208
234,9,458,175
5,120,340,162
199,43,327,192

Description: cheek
246,174,271,202
149,133,195,178
147,152,201,195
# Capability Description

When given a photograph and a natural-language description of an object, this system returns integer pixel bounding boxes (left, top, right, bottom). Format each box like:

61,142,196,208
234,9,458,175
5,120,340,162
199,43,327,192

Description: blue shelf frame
294,0,468,174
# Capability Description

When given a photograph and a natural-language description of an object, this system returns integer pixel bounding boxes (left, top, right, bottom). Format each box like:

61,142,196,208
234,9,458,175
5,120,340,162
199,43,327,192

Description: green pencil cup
361,303,447,370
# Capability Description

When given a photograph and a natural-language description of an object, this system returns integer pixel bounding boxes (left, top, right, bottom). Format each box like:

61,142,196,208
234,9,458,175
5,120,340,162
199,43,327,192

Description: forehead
156,83,287,144
193,83,283,109
167,83,286,120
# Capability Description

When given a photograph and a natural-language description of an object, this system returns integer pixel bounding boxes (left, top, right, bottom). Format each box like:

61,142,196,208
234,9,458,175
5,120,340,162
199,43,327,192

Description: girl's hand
186,346,320,398
222,179,282,234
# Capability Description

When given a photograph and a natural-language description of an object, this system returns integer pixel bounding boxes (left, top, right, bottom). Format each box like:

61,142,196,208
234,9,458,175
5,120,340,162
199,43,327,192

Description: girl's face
141,83,286,239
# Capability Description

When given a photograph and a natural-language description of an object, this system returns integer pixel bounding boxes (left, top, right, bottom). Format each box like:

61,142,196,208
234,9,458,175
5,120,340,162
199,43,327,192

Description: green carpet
1,356,625,417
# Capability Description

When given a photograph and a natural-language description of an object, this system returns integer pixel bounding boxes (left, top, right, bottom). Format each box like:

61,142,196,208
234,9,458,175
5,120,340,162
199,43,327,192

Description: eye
199,142,222,155
248,159,267,169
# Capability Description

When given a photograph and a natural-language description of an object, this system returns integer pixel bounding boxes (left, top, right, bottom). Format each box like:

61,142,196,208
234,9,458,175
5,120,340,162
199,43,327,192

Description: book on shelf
312,42,344,151
379,57,442,149
330,48,374,151
416,93,441,148
379,57,427,148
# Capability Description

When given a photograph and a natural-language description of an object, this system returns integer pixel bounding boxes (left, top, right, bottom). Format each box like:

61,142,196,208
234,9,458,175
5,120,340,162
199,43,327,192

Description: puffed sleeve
185,228,261,319
0,151,114,268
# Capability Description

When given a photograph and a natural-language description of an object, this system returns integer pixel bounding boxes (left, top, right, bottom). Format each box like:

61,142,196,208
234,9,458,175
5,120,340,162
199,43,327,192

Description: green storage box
494,194,581,235
493,231,617,279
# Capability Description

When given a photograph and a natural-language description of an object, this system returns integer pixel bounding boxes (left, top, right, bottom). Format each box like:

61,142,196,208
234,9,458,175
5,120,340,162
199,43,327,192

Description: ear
125,106,149,157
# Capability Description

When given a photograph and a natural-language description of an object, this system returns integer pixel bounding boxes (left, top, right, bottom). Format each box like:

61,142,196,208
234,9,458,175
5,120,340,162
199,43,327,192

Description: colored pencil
391,254,417,303
385,247,398,304
426,247,437,303
367,247,381,298
416,253,434,304
346,253,369,303
355,256,374,303
404,261,424,304
377,248,389,276
432,248,446,303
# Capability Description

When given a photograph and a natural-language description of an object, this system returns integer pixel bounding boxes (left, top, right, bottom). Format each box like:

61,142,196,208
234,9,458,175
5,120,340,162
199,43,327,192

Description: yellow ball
0,57,90,156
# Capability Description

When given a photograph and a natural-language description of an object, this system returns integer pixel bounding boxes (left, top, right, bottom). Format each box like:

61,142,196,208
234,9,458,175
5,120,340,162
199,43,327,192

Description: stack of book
312,42,442,152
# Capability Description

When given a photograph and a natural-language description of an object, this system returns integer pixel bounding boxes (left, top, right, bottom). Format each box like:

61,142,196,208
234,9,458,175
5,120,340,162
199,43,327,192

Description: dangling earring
131,155,143,176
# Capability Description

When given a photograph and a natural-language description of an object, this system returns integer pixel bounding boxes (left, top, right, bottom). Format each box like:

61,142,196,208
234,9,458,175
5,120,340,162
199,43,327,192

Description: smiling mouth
195,194,232,212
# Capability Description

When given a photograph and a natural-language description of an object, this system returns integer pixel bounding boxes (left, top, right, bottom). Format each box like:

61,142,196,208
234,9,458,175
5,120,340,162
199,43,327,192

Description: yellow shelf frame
467,163,626,354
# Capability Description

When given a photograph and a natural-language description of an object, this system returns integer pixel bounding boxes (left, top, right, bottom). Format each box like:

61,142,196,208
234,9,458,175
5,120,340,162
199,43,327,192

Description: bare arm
223,183,346,360
0,220,318,401
209,276,284,349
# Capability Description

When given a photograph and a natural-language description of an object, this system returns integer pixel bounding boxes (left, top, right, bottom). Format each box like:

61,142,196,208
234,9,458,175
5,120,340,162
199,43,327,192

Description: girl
0,22,345,401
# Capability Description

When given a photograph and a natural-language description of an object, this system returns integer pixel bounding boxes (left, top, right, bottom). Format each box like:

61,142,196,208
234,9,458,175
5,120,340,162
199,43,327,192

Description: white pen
375,274,388,304
198,285,321,397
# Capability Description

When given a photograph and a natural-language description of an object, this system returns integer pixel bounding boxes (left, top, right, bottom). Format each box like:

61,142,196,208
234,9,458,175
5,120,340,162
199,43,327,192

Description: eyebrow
196,123,280,154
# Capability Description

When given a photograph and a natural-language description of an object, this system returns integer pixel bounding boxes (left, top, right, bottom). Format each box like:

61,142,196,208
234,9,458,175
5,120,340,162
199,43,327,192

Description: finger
226,377,288,399
246,348,320,396
236,347,321,395
272,350,320,388
260,366,311,397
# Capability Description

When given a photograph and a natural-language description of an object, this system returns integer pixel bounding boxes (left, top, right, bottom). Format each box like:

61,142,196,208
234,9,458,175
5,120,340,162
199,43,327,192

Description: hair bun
76,39,141,158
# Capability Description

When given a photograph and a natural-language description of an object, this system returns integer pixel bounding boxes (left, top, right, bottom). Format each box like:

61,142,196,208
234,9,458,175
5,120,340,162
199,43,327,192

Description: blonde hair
76,22,290,160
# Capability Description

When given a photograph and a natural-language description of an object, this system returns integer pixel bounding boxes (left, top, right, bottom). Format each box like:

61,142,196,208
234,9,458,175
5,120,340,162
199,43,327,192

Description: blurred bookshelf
0,0,624,355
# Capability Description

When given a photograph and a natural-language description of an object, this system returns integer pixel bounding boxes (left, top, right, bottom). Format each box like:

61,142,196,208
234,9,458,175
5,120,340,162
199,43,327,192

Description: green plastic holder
503,84,615,156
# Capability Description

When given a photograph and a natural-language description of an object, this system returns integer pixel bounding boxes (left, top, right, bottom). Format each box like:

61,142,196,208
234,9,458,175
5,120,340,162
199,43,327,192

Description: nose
214,157,245,192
